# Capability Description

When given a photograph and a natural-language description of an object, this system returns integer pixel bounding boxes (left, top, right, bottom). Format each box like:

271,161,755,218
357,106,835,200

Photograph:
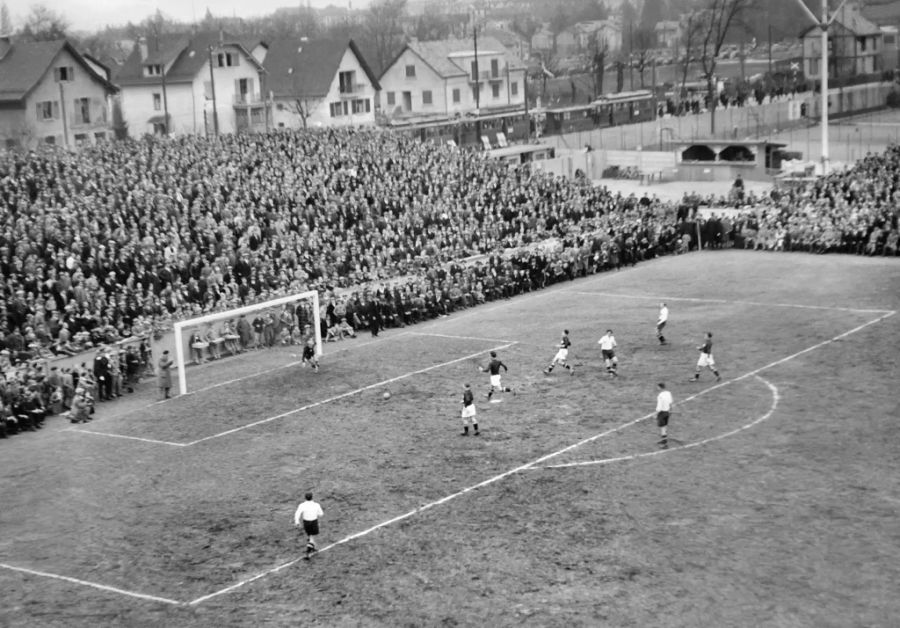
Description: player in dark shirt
301,339,319,373
460,383,478,435
690,332,720,382
544,330,574,375
482,350,513,401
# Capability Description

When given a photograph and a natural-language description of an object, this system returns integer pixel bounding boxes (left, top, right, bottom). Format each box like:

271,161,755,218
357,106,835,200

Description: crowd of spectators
1,129,898,435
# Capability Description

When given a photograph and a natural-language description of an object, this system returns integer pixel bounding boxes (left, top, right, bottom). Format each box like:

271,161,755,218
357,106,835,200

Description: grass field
2,250,899,627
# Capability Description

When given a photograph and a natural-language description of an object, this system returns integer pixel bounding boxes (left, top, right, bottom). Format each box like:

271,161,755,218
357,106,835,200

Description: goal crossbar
172,290,321,396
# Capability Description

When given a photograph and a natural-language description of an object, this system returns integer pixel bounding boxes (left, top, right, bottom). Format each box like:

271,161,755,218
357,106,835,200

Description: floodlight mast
792,0,850,175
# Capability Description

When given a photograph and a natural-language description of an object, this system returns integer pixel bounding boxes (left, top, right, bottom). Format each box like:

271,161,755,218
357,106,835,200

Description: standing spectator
158,350,174,400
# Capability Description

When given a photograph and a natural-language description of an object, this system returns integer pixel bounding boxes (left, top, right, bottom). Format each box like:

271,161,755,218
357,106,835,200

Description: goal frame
172,290,321,396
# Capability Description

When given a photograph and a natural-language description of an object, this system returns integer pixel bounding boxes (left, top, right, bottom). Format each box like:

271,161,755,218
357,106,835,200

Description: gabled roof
263,38,379,99
799,4,881,38
0,39,117,103
116,31,264,86
388,37,527,81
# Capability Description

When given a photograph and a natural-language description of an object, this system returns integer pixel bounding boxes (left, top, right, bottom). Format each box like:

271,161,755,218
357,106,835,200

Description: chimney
0,36,11,61
137,36,148,61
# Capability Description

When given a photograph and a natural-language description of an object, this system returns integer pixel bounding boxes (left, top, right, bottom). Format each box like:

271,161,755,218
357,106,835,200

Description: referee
293,492,324,558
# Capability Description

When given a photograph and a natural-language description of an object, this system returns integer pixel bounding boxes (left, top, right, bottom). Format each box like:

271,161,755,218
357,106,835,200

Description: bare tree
590,33,609,98
631,27,655,88
696,0,756,133
19,4,68,41
678,12,704,106
364,0,407,76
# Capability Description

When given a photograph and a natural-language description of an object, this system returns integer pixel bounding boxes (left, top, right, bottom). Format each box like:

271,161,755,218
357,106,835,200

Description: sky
5,0,370,33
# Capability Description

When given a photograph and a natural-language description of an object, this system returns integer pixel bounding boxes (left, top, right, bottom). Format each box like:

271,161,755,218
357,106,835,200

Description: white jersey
657,306,669,325
656,390,673,412
598,334,617,351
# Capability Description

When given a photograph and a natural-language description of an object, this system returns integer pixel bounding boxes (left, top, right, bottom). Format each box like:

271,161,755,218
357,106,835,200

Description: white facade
379,46,525,120
271,48,377,129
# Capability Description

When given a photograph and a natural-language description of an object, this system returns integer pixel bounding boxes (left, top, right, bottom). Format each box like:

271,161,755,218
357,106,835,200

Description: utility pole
161,64,170,136
207,45,219,136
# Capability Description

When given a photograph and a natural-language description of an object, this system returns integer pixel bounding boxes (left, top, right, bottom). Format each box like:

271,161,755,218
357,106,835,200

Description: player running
544,329,574,375
481,350,513,401
597,329,618,378
301,339,319,373
656,303,668,345
690,332,721,382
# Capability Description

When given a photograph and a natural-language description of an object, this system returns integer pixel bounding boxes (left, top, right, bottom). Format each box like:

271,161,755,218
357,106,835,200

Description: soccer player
656,382,674,448
656,303,669,345
293,492,324,558
482,350,513,401
597,329,618,377
544,329,574,375
301,339,319,373
690,332,721,382
460,383,479,436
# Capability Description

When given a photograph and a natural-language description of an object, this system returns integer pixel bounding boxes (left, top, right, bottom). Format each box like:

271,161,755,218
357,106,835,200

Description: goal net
172,290,322,396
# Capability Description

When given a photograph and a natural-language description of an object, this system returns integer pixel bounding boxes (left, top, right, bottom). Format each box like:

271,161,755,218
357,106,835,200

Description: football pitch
2,250,899,627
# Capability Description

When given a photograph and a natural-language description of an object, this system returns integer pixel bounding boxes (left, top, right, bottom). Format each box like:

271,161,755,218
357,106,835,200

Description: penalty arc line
0,562,182,606
181,341,518,446
538,374,779,470
188,309,895,606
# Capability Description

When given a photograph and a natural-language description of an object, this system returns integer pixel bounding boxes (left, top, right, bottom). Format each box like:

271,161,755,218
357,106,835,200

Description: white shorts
490,374,502,388
461,405,477,419
697,353,715,368
553,348,568,363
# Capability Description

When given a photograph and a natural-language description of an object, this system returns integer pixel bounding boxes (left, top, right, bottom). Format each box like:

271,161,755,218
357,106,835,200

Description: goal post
172,290,321,396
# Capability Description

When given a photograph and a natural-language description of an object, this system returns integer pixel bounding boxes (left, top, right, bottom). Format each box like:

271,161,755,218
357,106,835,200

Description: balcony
338,84,367,99
468,71,503,83
233,93,264,107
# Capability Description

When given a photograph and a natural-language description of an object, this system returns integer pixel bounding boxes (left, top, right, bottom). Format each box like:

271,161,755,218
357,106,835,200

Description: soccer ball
382,391,391,400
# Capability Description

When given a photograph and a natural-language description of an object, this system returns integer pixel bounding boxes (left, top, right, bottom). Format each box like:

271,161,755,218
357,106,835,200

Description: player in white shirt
544,330,574,375
655,382,674,448
597,329,618,378
293,492,324,558
656,303,669,345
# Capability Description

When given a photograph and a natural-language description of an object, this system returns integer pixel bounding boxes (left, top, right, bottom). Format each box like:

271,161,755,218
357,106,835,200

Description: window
251,108,263,124
94,132,106,143
44,135,56,145
36,100,58,121
74,133,88,146
386,92,395,106
858,37,867,52
405,64,416,78
452,88,460,103
470,60,478,80
339,70,356,94
885,34,896,45
75,97,91,124
152,122,166,135
330,102,341,117
490,58,499,77
351,98,371,114
511,81,518,96
5,138,20,150
145,64,162,76
422,90,433,105
491,83,500,99
215,52,240,67
153,93,162,111
54,66,74,81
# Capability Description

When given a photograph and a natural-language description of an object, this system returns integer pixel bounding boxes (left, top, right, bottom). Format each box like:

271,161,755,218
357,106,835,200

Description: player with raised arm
460,383,479,436
656,303,669,345
690,332,721,382
544,329,574,375
481,350,513,401
597,329,618,378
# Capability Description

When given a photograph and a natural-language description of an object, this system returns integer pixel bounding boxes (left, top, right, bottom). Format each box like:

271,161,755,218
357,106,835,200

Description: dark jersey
302,345,315,360
487,359,507,375
463,389,474,406
700,339,713,355
560,335,571,349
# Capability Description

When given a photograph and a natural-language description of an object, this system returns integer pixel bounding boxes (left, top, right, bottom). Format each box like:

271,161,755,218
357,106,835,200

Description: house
262,38,380,129
531,27,555,54
115,31,268,137
575,20,623,53
655,21,682,50
880,26,899,71
0,37,118,149
555,28,579,57
800,3,883,80
482,27,531,62
378,37,527,122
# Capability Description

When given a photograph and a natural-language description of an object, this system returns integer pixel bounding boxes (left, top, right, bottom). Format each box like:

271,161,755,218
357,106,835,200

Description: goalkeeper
301,339,319,373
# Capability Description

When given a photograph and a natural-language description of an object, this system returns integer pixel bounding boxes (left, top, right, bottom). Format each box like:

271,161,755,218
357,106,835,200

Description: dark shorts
657,321,666,332
302,519,319,536
601,349,615,360
656,411,670,427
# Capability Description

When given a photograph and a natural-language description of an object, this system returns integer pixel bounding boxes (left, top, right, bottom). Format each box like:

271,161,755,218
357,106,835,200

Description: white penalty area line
181,341,518,446
407,331,515,344
188,308,895,606
564,291,895,315
0,562,182,606
538,375,779,470
63,427,187,448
